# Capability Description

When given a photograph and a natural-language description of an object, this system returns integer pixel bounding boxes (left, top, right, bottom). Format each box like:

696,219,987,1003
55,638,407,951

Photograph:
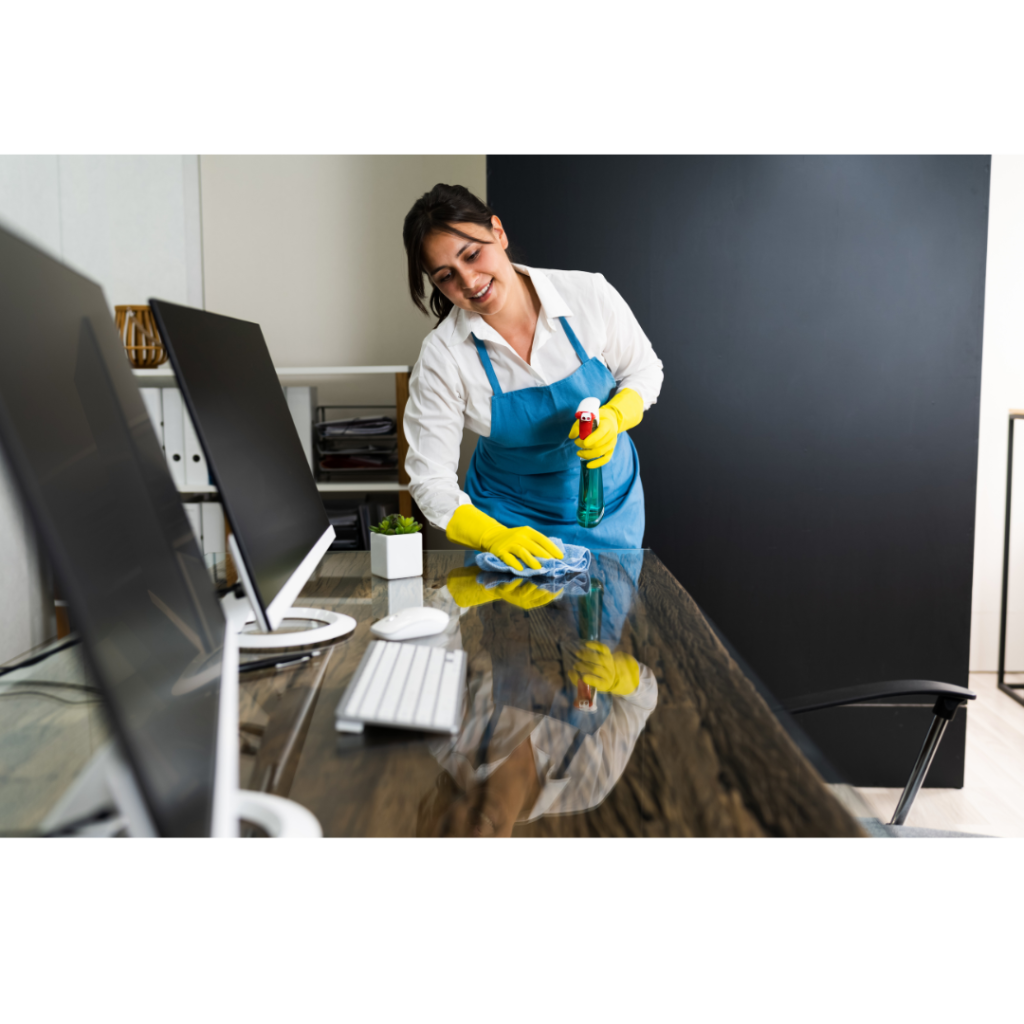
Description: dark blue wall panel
486,156,989,786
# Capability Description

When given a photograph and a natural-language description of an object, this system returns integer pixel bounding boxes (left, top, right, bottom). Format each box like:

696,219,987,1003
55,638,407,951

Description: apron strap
551,728,585,780
474,320,587,397
470,333,503,396
471,704,504,768
558,317,589,366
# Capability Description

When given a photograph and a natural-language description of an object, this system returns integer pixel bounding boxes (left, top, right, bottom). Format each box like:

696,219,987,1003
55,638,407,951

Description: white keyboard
335,640,466,734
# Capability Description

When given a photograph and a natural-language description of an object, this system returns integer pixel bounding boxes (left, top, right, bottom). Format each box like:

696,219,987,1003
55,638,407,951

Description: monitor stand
227,534,356,651
237,607,355,650
39,614,321,839
39,744,322,837
39,619,323,838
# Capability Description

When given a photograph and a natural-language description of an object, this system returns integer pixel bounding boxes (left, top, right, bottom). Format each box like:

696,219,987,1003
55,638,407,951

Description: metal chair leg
889,696,964,827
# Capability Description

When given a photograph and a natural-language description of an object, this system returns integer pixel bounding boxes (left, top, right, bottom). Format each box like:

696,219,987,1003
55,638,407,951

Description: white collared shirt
404,265,664,529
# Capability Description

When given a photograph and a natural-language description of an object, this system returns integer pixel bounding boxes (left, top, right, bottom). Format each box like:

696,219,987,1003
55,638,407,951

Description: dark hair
403,183,499,323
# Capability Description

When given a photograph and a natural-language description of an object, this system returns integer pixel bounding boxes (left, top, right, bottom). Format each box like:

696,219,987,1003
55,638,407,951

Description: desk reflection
420,552,655,836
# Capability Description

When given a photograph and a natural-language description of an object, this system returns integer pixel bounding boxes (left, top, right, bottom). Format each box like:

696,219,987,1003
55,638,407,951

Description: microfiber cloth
476,570,592,597
475,539,591,578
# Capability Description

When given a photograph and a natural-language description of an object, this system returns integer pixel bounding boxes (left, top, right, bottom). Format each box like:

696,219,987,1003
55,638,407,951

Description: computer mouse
370,606,450,641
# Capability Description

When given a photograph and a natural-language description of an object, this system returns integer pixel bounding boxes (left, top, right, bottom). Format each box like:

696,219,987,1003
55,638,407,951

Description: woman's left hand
568,387,645,469
569,406,619,468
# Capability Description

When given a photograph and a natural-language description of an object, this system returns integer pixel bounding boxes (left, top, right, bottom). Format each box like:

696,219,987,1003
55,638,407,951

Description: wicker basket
115,305,168,368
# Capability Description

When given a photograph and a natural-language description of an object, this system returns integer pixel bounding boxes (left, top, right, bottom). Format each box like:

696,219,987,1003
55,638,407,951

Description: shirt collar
440,265,573,349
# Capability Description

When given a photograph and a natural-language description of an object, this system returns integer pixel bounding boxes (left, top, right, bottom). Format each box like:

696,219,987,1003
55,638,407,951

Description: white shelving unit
134,365,414,508
133,365,411,380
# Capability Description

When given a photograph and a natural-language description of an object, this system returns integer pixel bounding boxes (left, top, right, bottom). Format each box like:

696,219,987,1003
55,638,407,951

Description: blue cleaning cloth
475,539,591,578
477,570,592,597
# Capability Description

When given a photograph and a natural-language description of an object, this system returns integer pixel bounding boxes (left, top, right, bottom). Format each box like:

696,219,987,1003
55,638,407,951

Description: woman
402,184,663,571
418,642,658,836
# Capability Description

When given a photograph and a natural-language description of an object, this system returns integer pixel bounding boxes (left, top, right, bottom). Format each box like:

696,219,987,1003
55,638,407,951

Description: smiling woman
401,183,663,575
403,185,503,322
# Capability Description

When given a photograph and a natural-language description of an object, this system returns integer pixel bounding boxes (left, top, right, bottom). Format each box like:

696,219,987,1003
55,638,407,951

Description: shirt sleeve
522,663,659,822
595,274,664,409
403,339,472,530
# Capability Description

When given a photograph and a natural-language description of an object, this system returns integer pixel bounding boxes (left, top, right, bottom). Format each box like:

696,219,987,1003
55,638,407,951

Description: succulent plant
370,514,422,536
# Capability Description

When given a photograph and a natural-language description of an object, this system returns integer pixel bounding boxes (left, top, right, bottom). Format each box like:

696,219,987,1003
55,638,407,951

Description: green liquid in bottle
577,462,605,528
578,578,604,640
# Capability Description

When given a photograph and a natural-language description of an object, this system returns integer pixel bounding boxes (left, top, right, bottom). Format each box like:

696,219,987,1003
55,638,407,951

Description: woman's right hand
445,505,563,571
446,567,561,610
483,524,564,572
568,641,640,696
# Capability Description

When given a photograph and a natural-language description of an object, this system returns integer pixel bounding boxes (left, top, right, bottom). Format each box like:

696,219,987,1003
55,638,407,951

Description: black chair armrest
781,680,976,828
782,679,976,716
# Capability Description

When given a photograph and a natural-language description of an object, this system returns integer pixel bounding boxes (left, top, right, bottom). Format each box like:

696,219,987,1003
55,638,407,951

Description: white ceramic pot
370,531,423,579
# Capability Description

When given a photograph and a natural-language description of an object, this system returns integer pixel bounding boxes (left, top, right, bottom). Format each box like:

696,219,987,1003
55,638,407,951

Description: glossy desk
0,549,865,836
239,550,864,837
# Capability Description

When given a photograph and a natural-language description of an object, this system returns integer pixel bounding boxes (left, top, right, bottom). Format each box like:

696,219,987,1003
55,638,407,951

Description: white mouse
370,606,450,641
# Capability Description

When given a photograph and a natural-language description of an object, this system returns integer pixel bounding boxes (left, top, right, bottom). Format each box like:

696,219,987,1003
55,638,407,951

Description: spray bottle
575,397,605,529
572,576,605,712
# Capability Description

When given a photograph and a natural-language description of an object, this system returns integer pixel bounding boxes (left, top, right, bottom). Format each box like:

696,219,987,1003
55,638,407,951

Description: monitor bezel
148,299,335,633
0,227,233,836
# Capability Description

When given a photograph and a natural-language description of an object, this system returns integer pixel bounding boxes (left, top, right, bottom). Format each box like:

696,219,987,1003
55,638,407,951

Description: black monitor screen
0,227,224,837
149,301,330,620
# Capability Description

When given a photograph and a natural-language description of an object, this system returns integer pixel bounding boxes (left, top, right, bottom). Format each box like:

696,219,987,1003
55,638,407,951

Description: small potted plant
370,514,423,579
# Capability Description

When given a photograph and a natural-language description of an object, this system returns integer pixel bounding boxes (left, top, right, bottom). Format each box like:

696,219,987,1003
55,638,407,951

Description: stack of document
327,508,360,550
319,446,397,471
322,501,392,550
316,415,398,476
317,416,395,438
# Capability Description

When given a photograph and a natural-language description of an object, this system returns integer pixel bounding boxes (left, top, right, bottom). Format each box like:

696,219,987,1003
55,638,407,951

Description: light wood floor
854,672,1024,836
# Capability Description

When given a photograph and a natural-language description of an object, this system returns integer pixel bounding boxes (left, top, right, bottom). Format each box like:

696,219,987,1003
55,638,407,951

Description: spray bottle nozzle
575,397,601,441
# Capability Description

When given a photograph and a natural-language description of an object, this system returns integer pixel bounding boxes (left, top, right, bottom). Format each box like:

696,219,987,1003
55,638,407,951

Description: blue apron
465,317,645,549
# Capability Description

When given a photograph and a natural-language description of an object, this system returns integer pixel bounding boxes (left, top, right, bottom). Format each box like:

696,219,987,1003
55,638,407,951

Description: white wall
0,156,203,309
199,155,486,409
970,156,1024,670
0,156,203,663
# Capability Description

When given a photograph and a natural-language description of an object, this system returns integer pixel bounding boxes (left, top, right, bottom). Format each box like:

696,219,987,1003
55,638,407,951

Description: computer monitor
0,225,232,836
148,301,341,638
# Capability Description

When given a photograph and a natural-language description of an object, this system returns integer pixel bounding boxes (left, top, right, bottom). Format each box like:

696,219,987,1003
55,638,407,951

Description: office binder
200,502,225,556
183,401,208,488
162,387,186,488
285,386,317,471
139,388,163,448
182,502,203,548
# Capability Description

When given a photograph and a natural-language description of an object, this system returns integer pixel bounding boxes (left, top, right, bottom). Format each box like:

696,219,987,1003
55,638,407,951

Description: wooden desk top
241,550,863,837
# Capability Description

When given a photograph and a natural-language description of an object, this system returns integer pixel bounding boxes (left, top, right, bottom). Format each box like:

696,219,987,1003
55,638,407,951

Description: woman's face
422,216,515,318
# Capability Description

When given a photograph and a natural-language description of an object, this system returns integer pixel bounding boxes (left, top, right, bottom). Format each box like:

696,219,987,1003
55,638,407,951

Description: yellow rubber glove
445,504,563,572
568,641,640,696
493,577,563,610
446,567,561,610
446,566,501,608
568,388,645,469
